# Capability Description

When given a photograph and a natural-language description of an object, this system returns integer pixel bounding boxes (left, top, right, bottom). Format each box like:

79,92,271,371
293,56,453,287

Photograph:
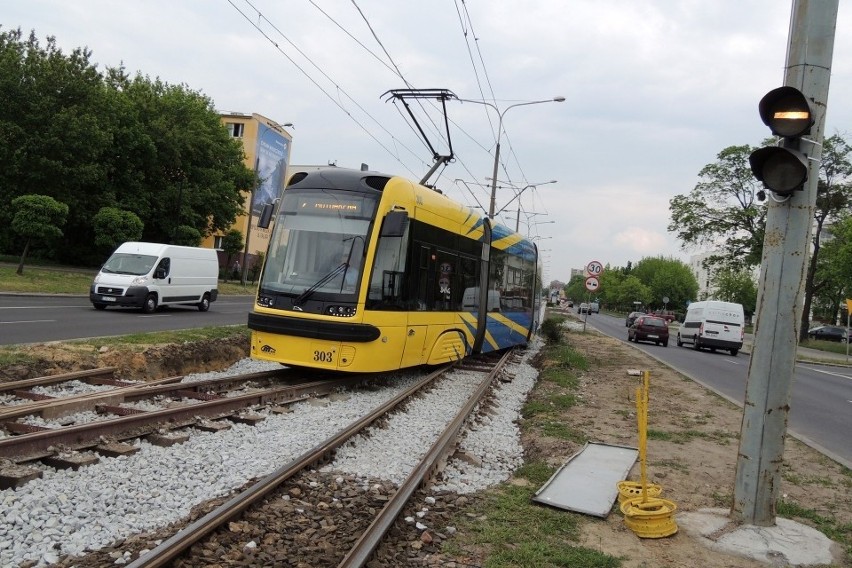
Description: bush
540,317,564,343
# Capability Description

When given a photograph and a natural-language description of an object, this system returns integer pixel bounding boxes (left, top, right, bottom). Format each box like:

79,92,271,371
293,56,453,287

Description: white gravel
0,339,542,567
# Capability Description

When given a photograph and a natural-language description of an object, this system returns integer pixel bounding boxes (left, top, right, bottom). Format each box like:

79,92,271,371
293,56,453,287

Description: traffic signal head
749,146,808,195
750,86,813,196
758,86,813,138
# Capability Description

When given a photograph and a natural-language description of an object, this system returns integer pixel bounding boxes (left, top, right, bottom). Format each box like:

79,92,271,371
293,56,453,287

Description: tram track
0,367,369,479
122,350,513,568
0,345,540,568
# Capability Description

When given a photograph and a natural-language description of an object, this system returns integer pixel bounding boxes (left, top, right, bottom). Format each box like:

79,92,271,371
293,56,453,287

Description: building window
226,123,244,138
214,236,224,250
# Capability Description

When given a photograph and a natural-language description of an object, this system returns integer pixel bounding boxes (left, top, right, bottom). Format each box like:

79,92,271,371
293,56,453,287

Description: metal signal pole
732,0,838,525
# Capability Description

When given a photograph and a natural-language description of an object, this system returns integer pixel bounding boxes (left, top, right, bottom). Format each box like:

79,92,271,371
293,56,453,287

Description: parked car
652,310,676,323
806,325,849,343
628,315,670,346
578,303,591,314
625,311,644,327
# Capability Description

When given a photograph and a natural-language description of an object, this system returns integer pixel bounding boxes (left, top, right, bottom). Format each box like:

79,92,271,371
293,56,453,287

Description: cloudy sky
5,1,851,284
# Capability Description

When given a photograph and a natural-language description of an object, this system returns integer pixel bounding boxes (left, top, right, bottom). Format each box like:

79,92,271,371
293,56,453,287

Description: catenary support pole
732,0,838,526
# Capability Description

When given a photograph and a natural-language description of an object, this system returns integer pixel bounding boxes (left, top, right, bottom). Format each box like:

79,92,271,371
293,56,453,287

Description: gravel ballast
0,340,541,567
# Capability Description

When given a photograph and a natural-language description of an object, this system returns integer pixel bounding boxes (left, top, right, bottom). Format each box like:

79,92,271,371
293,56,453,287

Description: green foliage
11,194,69,273
11,195,68,241
222,229,245,258
777,499,852,550
631,256,698,310
450,484,621,568
668,144,767,271
0,28,255,264
172,225,202,247
539,317,564,343
710,266,757,314
92,207,144,251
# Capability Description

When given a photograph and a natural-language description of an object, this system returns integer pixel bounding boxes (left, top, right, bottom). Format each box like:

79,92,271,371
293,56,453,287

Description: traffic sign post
581,261,605,331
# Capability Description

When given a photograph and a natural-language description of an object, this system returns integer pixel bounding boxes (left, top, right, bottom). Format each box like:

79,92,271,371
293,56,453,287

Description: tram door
400,244,431,367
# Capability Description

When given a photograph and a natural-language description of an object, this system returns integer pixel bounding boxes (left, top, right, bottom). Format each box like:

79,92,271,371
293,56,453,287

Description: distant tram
247,168,543,373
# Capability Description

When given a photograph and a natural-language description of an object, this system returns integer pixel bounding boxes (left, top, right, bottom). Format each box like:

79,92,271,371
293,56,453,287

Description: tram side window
415,245,432,310
435,251,460,311
366,230,409,309
501,257,535,312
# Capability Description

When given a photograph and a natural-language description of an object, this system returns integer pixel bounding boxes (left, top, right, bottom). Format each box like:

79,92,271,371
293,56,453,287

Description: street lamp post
457,97,565,218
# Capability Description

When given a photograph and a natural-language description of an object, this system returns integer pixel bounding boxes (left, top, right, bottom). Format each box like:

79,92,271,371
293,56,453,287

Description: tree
118,75,255,246
668,145,766,271
221,229,244,281
631,256,698,313
11,195,68,274
610,275,652,311
0,29,113,263
799,134,852,337
811,215,852,324
0,29,255,265
711,267,758,317
669,136,852,338
172,225,203,247
92,207,144,252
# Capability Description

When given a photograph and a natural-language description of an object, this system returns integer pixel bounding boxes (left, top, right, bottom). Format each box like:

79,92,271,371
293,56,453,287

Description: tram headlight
326,305,356,317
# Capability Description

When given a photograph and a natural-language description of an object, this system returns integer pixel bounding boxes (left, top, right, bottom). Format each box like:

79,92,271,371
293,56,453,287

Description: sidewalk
741,336,852,366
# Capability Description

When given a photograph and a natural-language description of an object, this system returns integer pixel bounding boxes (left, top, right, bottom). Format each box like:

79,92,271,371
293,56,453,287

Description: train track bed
0,342,542,567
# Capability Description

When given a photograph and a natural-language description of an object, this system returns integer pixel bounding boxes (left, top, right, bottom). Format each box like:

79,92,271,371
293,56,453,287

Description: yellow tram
247,168,542,373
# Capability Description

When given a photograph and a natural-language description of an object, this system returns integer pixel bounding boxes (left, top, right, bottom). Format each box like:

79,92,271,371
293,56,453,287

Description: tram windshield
258,189,376,298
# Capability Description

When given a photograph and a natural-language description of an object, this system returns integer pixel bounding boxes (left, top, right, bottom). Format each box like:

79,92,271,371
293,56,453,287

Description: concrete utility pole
732,0,838,525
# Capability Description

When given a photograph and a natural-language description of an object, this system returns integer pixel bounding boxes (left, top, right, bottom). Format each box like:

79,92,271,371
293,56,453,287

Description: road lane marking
808,367,852,381
0,305,84,310
0,319,57,324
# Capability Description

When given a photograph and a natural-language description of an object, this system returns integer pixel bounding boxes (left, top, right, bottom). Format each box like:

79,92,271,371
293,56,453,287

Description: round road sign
586,260,604,276
585,276,600,292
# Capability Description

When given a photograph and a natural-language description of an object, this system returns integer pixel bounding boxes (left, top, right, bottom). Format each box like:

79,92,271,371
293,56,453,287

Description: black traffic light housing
749,86,814,196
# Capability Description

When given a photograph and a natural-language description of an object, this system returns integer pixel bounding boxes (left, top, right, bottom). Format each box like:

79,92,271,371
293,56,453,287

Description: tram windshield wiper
293,263,347,306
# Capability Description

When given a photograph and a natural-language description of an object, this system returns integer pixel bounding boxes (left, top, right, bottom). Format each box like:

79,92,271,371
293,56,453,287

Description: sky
5,1,852,285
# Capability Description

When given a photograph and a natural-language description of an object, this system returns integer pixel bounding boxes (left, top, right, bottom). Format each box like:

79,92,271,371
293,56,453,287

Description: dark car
625,311,644,327
807,325,849,343
628,315,670,346
652,310,676,323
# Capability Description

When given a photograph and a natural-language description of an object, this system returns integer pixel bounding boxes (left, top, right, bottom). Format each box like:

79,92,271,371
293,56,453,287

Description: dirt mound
0,334,250,383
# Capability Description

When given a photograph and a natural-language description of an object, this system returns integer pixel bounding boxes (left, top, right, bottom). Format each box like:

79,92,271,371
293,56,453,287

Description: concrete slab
532,442,638,517
677,507,839,566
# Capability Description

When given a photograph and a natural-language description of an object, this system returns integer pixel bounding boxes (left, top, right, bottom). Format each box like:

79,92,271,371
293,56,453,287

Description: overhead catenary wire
228,0,426,178
228,0,548,222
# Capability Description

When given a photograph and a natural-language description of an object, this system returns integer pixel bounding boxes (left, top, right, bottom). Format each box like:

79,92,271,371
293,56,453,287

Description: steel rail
126,364,452,568
0,367,118,394
0,369,291,422
0,376,358,461
338,348,514,567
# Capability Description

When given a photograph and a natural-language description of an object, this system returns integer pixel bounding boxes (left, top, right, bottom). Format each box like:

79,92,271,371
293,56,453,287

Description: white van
90,242,219,313
676,300,745,356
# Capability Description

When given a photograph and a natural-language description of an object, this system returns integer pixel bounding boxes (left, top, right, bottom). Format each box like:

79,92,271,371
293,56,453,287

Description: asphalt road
576,310,852,469
0,294,255,345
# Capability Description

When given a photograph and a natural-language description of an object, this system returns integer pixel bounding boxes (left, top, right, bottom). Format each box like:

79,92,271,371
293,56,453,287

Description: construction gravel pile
0,340,541,567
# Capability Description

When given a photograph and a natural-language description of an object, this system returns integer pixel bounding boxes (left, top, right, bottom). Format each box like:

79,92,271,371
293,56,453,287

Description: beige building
203,112,293,275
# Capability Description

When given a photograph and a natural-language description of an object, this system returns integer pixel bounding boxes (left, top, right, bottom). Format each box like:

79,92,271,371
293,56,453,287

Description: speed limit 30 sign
586,260,604,276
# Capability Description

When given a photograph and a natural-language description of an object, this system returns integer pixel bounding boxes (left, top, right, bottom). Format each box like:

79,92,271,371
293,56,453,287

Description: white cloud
5,0,851,283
